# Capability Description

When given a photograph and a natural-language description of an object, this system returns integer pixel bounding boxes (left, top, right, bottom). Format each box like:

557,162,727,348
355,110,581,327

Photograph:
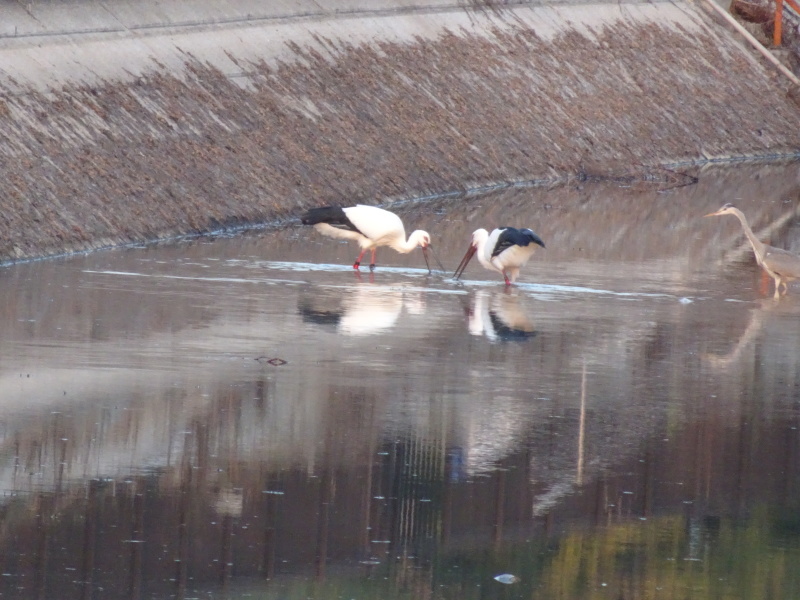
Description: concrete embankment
0,0,799,262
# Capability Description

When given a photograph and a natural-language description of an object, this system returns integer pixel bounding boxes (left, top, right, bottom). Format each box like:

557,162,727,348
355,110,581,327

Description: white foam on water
85,263,693,303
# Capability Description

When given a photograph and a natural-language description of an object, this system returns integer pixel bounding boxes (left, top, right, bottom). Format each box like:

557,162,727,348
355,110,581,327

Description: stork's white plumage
301,205,432,271
454,227,545,285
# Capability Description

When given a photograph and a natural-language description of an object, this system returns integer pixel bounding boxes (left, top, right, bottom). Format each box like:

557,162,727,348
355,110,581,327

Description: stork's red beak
453,244,477,280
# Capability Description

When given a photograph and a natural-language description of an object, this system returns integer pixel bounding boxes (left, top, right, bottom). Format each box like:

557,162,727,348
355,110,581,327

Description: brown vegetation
0,8,799,263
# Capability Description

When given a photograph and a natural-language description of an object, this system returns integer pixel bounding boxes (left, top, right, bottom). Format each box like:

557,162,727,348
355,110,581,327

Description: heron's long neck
731,209,767,261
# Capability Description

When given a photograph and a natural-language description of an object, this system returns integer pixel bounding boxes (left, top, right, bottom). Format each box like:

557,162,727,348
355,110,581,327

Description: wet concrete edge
0,0,799,264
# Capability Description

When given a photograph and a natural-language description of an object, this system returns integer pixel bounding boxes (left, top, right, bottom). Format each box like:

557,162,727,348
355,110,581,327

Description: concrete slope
0,0,798,261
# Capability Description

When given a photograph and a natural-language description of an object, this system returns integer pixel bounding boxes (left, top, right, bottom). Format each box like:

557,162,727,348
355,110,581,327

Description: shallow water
1,164,800,599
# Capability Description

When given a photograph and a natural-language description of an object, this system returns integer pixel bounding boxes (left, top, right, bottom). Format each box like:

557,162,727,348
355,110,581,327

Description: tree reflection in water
0,400,797,599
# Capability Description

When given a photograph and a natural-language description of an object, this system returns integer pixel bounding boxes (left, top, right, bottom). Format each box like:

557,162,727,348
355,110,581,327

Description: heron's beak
453,244,477,280
704,210,722,217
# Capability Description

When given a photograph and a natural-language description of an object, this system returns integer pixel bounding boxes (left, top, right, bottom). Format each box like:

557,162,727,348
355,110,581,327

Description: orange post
703,0,800,86
774,0,784,46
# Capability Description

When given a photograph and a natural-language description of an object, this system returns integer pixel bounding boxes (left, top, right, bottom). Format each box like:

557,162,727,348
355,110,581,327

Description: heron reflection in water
465,289,537,342
705,203,800,299
298,285,424,337
703,296,800,368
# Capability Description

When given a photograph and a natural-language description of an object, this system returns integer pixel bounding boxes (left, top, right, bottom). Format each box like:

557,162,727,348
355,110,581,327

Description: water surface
1,164,799,599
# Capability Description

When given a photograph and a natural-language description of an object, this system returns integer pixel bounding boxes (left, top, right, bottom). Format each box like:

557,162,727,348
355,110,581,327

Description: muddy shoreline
0,1,799,263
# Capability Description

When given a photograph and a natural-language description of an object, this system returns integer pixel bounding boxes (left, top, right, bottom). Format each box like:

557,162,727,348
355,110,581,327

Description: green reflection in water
235,509,800,600
542,508,800,600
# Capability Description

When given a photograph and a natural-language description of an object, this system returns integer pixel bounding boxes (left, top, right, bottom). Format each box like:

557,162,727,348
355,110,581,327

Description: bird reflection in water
703,297,799,368
298,285,424,337
465,289,537,342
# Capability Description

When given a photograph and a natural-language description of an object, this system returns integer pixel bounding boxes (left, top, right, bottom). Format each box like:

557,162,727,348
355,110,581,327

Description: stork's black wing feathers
491,227,546,257
301,206,362,234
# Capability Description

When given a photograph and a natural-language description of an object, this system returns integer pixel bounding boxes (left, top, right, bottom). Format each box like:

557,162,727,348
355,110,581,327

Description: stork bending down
302,205,432,272
454,227,545,285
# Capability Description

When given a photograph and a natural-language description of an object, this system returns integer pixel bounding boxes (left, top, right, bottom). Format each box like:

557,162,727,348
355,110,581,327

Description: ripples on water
0,165,799,599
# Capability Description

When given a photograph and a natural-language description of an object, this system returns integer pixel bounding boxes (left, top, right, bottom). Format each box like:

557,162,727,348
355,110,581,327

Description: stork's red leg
354,249,367,270
369,248,377,271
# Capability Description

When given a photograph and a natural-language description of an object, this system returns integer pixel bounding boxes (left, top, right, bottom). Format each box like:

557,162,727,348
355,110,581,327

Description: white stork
453,227,545,285
301,205,432,272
